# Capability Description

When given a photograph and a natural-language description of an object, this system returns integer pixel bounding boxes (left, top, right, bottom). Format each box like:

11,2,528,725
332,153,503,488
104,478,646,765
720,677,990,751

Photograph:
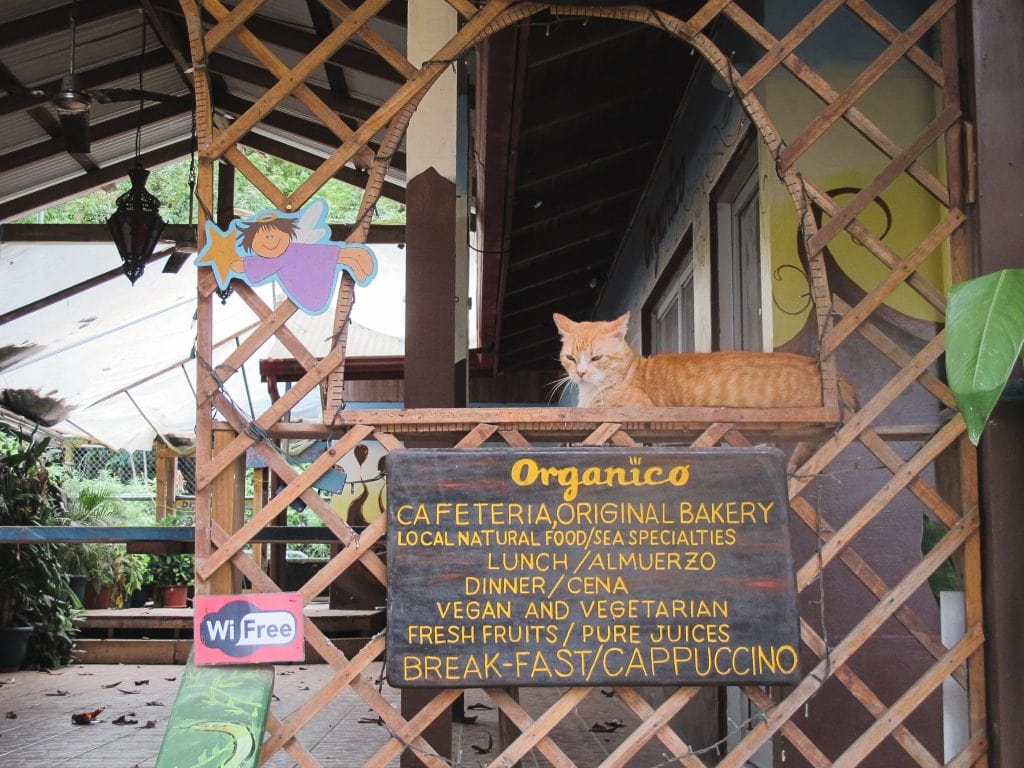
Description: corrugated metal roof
0,153,88,208
0,1,405,220
0,111,51,155
1,9,140,85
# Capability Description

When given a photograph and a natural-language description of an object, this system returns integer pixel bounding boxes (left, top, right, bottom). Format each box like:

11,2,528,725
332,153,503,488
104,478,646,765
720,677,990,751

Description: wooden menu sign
385,447,800,688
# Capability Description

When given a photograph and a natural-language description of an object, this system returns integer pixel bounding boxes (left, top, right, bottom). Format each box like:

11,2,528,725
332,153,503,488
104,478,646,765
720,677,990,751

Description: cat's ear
552,313,575,337
611,312,630,340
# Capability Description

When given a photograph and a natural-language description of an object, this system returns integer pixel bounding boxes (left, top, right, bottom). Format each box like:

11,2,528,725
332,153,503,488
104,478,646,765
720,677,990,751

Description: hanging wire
187,107,197,232
134,12,146,163
125,390,172,448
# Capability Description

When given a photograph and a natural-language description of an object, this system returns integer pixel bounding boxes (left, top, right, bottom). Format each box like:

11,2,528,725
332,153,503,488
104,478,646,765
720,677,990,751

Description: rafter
241,131,405,203
0,101,187,174
0,138,192,220
0,0,138,45
208,56,380,124
0,48,178,119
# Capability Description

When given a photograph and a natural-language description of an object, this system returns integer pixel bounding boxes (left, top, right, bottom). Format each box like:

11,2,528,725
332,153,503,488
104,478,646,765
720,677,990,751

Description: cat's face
553,313,633,390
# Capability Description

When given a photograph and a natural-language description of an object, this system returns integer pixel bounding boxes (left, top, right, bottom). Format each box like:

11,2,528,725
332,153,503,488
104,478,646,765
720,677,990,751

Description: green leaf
946,269,1024,444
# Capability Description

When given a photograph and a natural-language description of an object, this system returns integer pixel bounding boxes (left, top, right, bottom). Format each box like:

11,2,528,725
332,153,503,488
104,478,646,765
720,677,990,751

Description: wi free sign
194,593,305,665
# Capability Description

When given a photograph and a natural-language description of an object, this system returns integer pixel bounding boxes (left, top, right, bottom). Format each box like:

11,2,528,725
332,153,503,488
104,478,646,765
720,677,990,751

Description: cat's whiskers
546,372,575,404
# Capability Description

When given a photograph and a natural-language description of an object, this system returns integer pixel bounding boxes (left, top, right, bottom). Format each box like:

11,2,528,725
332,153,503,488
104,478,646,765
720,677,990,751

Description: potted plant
81,544,151,609
148,552,195,607
59,478,126,604
0,432,80,670
81,543,119,609
145,511,194,607
121,552,151,608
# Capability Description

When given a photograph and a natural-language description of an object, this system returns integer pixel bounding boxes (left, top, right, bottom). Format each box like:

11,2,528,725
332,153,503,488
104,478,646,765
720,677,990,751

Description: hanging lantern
106,165,166,284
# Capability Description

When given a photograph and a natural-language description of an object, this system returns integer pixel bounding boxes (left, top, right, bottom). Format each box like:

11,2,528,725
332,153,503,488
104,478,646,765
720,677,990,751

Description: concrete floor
0,663,683,767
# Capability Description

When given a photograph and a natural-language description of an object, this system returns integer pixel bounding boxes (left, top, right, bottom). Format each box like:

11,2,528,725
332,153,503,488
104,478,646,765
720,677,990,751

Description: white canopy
0,240,405,449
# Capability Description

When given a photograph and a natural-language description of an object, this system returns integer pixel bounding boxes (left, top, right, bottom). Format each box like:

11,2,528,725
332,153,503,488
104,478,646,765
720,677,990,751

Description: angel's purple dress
241,243,338,313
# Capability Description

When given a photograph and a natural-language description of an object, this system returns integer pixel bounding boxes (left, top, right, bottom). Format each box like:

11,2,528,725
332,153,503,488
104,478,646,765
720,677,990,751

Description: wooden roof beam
525,21,647,69
0,138,192,220
208,60,376,123
141,0,199,94
216,92,405,174
516,133,658,190
305,0,352,98
148,0,407,36
0,48,177,119
474,25,529,367
241,131,406,204
0,0,137,45
505,238,618,288
511,166,648,232
509,214,626,263
520,77,668,136
0,101,188,174
0,58,100,172
240,11,405,85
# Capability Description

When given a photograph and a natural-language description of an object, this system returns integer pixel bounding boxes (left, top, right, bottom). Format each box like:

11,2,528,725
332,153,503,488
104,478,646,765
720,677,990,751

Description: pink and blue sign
194,593,305,665
194,198,377,315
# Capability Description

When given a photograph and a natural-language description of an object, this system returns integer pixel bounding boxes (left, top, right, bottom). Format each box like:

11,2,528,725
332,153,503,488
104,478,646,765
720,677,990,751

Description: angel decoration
194,199,377,315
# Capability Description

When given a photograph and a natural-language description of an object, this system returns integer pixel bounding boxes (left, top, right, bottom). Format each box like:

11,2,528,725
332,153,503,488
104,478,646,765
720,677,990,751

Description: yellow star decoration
196,224,240,285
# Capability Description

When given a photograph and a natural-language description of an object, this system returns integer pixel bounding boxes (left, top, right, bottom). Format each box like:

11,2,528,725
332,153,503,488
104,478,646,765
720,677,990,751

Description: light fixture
106,12,165,284
107,166,166,284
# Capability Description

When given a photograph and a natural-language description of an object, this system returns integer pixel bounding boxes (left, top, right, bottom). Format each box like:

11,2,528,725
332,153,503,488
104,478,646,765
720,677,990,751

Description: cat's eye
566,355,576,362
591,355,603,361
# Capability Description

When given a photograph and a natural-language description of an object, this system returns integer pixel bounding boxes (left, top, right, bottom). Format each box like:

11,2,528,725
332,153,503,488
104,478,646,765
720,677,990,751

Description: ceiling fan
43,2,190,154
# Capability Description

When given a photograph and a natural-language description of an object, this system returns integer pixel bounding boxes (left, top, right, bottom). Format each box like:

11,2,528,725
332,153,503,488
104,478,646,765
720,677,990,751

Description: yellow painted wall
761,65,949,347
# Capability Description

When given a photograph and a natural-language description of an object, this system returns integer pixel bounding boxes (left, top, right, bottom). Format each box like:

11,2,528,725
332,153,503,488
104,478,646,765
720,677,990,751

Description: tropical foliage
15,150,405,225
148,512,195,587
0,431,80,668
945,268,1024,443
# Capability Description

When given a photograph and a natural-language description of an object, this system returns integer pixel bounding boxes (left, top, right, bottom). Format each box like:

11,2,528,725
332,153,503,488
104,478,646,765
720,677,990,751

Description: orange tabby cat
553,312,847,409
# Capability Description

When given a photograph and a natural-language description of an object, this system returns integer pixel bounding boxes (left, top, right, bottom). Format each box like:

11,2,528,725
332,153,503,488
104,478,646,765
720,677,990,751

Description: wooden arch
180,1,981,767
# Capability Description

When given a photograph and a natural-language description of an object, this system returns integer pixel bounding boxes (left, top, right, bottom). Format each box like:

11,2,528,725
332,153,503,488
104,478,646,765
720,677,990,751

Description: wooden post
209,428,245,595
399,0,461,762
249,467,269,582
154,440,178,521
969,3,1024,765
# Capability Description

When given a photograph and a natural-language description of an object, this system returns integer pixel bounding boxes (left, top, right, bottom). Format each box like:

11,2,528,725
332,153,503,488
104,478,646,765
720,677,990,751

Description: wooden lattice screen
181,0,984,766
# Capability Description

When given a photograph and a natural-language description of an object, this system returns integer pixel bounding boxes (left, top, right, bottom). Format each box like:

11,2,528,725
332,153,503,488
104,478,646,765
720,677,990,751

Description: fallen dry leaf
72,706,106,725
589,719,624,733
471,733,493,755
